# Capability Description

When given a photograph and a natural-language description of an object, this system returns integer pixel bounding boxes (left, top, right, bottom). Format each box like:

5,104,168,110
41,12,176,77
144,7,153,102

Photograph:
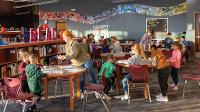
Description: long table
42,65,86,112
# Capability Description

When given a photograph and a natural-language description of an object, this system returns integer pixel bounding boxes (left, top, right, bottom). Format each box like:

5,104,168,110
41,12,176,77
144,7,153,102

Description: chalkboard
146,18,168,32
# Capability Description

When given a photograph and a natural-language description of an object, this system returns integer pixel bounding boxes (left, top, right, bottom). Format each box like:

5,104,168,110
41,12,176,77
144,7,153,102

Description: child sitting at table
98,54,115,100
26,54,46,112
121,43,143,100
18,50,30,93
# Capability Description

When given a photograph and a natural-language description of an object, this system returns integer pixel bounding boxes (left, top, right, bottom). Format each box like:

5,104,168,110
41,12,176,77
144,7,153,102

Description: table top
115,59,152,68
100,52,131,57
41,65,86,78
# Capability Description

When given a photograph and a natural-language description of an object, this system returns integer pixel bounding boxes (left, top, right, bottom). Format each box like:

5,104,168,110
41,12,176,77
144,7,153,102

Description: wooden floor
1,59,200,112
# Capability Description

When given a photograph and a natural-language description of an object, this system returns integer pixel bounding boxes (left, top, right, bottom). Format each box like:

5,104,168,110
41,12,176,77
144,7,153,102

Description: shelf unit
0,39,66,78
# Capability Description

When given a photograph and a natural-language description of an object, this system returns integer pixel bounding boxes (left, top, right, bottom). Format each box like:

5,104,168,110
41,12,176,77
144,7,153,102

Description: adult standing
140,28,154,51
57,31,97,93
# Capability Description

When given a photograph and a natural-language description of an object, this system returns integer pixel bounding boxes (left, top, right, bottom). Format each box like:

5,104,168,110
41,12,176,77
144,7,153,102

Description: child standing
168,42,182,90
150,44,171,102
121,44,143,100
98,54,115,100
18,50,30,93
26,54,45,112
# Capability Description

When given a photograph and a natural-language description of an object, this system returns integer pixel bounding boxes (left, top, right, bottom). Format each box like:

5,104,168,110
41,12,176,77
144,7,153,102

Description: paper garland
39,2,186,24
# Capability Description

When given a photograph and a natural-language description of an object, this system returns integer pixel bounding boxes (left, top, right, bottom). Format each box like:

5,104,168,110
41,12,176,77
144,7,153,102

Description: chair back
129,65,148,83
162,50,172,59
4,78,21,99
95,61,102,72
98,68,107,85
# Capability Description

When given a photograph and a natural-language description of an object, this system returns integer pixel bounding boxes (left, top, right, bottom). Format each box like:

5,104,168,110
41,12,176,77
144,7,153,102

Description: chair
127,65,151,104
162,50,172,59
3,78,35,112
82,68,110,112
0,83,4,104
181,62,200,97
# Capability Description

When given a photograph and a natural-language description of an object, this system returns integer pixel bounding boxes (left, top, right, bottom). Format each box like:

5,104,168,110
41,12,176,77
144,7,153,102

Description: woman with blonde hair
57,31,97,94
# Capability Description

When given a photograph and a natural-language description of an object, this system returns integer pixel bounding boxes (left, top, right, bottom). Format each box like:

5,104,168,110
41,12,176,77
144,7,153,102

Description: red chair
181,62,200,97
0,82,4,104
82,68,110,112
3,78,35,112
127,65,151,104
162,50,172,59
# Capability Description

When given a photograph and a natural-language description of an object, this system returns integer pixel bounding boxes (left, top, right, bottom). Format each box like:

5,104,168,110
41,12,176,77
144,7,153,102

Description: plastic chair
181,62,200,97
127,65,151,104
0,83,4,104
3,78,35,112
82,68,110,112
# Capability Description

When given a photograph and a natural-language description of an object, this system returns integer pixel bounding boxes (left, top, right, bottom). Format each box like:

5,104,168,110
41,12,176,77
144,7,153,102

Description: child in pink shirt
168,42,182,90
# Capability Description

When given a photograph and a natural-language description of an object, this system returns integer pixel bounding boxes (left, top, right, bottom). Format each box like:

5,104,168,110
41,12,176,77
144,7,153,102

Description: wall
39,0,186,42
186,0,200,42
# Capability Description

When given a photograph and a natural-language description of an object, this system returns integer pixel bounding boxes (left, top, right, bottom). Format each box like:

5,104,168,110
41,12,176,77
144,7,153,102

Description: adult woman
57,31,97,93
140,28,154,51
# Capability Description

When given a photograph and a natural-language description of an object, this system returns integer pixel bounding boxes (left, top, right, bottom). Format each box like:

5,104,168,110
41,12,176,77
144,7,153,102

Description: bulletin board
92,25,109,41
56,21,67,34
146,18,168,39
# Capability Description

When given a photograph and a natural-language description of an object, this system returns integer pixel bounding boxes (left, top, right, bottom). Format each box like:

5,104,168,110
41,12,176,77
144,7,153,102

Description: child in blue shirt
121,43,143,100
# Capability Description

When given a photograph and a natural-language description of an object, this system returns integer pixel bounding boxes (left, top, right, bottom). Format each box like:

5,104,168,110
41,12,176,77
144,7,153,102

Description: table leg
44,77,48,100
76,76,81,99
116,65,122,94
70,77,75,112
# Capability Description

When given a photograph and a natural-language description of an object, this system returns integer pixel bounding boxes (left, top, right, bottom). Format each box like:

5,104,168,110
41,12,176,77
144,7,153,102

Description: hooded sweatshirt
26,64,45,93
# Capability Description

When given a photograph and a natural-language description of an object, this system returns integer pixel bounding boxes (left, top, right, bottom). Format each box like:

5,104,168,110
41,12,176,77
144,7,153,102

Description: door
195,13,200,52
56,21,67,35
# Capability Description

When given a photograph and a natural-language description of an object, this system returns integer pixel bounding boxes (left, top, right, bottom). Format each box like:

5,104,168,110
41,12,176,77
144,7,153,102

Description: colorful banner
39,2,186,24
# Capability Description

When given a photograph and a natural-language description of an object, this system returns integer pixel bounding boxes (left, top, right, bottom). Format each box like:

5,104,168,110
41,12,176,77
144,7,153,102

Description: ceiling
0,0,186,16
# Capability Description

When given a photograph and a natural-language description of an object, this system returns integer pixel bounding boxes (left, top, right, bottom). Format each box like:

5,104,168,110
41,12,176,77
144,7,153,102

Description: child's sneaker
103,94,112,100
156,96,168,102
155,93,162,99
172,86,178,90
121,94,129,100
169,83,175,88
94,92,100,99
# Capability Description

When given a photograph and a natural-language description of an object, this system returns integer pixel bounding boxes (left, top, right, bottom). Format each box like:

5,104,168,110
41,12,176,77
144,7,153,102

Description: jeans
171,66,179,86
122,74,132,92
158,66,170,96
80,59,97,92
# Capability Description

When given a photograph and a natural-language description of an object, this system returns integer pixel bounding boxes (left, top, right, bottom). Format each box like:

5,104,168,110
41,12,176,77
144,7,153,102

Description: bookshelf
0,39,66,78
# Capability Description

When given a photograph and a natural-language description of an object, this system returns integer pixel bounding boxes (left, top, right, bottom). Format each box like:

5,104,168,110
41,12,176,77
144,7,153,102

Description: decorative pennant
39,2,186,24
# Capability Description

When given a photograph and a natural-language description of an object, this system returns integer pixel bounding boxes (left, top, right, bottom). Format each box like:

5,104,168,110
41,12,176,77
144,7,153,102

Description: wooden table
42,65,86,112
114,59,152,94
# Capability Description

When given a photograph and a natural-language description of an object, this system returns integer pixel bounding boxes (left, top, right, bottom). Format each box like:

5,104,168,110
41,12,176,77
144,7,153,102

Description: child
168,42,182,90
98,54,115,100
26,54,45,112
121,44,143,100
18,50,30,93
150,44,171,102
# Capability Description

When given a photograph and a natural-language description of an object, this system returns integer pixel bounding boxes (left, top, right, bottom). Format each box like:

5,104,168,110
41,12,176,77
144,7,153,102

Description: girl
18,50,30,93
121,44,143,100
150,44,171,102
168,42,182,90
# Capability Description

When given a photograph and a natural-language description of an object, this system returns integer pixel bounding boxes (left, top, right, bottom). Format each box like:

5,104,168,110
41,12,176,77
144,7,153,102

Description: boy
26,54,45,112
98,54,115,100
